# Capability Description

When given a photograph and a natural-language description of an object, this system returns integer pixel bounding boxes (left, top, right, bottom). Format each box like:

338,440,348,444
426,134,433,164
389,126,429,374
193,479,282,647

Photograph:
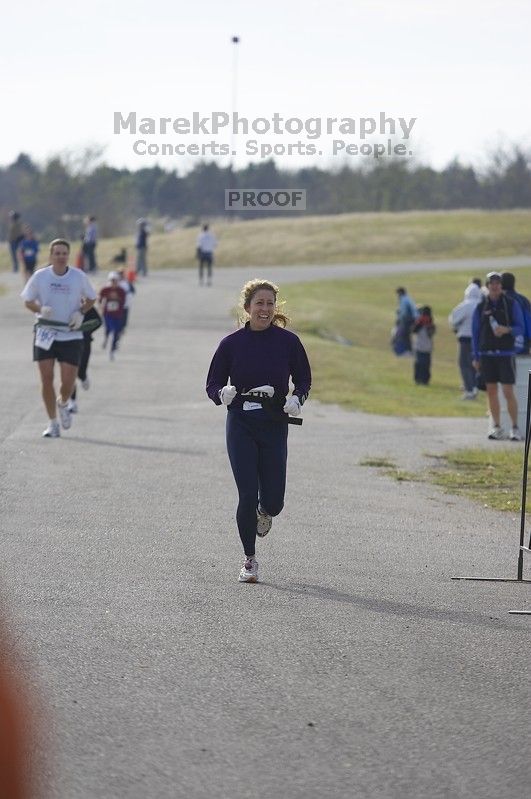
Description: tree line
1,147,530,240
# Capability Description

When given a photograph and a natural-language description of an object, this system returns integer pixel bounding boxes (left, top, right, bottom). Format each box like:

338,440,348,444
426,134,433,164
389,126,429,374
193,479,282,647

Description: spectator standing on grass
8,211,24,273
392,287,418,356
448,281,483,399
136,218,149,276
82,215,98,273
472,271,525,441
196,223,217,286
412,306,435,385
501,272,531,354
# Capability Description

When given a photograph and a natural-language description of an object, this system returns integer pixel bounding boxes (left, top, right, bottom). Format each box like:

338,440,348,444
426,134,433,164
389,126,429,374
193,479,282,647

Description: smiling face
246,288,276,331
50,243,70,274
487,278,502,301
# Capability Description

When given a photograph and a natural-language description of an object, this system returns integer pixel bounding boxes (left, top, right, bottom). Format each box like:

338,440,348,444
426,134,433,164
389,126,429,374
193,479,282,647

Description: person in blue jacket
472,271,525,441
392,287,419,356
206,279,312,583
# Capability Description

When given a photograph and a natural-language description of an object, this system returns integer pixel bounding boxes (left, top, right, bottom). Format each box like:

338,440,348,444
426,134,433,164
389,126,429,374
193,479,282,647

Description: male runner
21,239,97,437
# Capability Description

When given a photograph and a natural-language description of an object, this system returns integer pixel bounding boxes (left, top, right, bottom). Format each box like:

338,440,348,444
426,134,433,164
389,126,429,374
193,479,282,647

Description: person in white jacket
448,281,483,399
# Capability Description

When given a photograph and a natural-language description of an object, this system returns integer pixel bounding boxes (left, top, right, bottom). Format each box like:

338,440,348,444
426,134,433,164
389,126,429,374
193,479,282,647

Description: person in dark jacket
501,272,531,354
472,272,525,441
206,279,311,583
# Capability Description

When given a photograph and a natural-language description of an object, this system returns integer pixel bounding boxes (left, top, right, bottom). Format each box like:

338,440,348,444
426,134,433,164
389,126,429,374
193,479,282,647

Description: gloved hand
38,305,53,319
219,382,237,406
247,385,274,397
283,395,301,416
69,310,84,330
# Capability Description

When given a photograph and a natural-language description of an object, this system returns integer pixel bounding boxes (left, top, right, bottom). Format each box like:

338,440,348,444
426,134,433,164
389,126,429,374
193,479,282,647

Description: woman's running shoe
238,557,259,583
256,507,272,538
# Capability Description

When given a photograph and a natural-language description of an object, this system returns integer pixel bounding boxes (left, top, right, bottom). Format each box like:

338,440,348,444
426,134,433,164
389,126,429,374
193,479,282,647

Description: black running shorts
480,355,516,385
33,338,83,366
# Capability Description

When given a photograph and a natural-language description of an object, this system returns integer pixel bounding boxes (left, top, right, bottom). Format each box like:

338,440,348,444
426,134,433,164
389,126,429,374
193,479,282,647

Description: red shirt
99,285,126,319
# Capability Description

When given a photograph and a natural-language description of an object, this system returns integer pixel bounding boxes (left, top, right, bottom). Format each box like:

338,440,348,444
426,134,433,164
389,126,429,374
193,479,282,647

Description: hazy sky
3,0,529,173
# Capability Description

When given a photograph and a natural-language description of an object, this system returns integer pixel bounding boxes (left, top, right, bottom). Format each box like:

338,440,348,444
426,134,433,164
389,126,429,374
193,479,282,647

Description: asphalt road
1,258,530,799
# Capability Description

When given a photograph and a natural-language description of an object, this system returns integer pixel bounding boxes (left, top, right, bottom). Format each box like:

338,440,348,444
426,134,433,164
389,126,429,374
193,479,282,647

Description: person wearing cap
472,272,525,440
98,272,126,360
117,267,135,331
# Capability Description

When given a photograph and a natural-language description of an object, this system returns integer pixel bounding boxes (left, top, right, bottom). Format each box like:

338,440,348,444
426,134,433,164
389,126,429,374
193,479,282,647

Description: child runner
412,305,436,385
99,272,126,360
206,279,312,583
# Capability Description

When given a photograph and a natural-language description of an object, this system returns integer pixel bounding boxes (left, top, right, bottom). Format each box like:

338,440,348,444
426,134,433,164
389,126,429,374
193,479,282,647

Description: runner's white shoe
238,557,259,583
510,427,523,442
256,507,273,538
81,377,90,390
57,399,72,430
67,399,78,414
42,421,60,438
488,425,505,440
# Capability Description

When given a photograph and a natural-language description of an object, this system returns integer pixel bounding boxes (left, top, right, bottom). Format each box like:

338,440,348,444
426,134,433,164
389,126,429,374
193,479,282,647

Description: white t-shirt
21,265,97,341
196,231,217,253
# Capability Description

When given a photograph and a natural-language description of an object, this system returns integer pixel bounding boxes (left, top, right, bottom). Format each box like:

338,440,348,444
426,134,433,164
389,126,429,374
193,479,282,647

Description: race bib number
107,300,120,312
243,401,262,411
35,326,56,351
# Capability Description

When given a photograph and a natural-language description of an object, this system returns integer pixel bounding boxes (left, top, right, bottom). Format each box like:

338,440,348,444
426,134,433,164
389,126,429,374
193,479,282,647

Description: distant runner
21,239,97,438
99,271,126,360
206,279,311,583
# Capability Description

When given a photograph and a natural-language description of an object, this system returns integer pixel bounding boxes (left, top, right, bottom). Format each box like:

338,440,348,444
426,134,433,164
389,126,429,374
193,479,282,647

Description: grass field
2,209,531,272
361,449,526,513
281,266,531,416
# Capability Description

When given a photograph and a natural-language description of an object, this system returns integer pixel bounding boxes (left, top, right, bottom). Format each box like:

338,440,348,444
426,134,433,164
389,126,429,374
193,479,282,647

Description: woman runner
206,279,311,583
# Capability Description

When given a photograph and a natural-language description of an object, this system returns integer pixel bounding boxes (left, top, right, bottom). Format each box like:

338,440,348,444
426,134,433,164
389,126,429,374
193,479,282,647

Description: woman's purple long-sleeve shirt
206,322,312,409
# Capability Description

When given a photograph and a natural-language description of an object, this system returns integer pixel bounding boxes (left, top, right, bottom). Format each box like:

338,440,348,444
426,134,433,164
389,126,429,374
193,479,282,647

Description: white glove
38,305,53,319
219,383,237,406
247,385,274,397
283,395,301,416
68,310,84,330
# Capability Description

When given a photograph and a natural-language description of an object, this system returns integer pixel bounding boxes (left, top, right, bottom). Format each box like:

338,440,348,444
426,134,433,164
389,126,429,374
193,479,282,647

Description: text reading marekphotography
114,111,417,160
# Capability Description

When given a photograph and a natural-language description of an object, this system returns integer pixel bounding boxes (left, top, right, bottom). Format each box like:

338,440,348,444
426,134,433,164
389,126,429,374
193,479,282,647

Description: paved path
1,260,530,799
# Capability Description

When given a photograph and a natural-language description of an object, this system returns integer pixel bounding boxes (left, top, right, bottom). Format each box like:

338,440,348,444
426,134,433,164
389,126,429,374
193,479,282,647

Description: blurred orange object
0,630,33,799
75,249,85,270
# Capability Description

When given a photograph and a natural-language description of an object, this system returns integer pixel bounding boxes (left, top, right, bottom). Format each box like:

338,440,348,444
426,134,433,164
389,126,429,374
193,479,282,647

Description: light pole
231,35,240,157
229,35,240,214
